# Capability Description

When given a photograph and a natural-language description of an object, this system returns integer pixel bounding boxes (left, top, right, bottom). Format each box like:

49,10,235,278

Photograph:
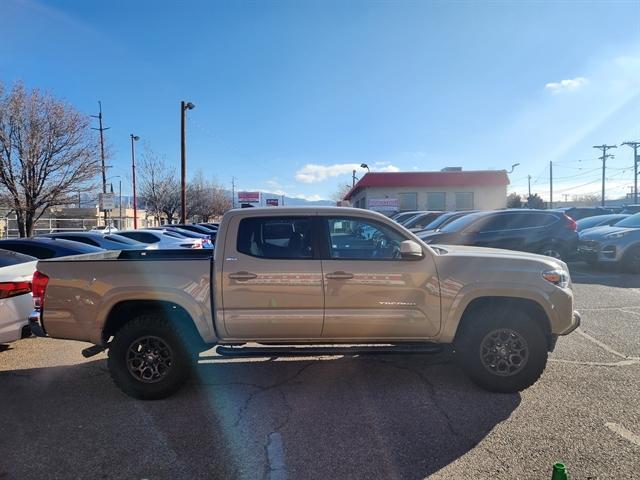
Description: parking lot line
605,423,640,447
575,328,640,360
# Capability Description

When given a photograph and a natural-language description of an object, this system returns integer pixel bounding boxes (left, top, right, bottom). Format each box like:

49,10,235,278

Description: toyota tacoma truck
29,207,580,399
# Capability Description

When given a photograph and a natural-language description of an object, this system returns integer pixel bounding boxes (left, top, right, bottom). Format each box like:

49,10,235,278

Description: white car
117,229,204,249
0,250,37,344
91,225,119,234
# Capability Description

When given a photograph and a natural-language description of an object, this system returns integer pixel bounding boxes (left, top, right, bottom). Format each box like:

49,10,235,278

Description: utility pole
91,101,110,225
527,175,532,198
180,101,195,224
593,144,617,207
231,176,236,208
622,141,640,204
549,161,553,209
119,180,122,229
130,134,140,229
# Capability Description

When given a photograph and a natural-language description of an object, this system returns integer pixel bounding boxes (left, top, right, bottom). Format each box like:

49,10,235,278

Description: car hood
430,243,566,270
579,226,640,240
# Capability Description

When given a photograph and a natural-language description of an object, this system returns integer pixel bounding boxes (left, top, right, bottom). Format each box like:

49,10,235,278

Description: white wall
350,185,507,211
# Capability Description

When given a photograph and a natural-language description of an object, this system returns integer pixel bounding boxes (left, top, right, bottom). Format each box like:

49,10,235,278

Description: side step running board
216,344,446,358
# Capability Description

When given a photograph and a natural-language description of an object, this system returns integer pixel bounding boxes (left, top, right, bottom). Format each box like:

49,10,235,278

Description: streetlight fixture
360,163,370,172
130,134,140,229
507,163,520,174
181,101,196,224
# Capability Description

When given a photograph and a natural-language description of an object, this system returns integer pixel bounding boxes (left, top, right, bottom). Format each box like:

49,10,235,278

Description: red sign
238,191,260,203
266,198,279,206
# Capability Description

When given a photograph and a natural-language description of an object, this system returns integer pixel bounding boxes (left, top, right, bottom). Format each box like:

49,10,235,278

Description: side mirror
400,240,424,260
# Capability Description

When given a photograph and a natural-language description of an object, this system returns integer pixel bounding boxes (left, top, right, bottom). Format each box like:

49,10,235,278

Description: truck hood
430,243,566,271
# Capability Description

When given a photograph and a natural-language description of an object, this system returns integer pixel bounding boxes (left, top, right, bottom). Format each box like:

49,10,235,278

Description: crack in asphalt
366,357,460,438
232,362,316,428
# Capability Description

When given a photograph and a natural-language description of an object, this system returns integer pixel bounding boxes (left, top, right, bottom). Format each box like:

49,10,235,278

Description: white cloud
295,162,400,183
290,193,326,201
545,77,589,94
295,163,363,183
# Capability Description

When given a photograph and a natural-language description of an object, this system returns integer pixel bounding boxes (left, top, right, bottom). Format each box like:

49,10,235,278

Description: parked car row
391,207,640,271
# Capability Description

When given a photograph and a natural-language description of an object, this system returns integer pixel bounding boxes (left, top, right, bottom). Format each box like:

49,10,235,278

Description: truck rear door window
237,217,313,259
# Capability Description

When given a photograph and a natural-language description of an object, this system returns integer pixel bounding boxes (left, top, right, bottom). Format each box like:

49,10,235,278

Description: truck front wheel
107,314,193,400
455,307,548,393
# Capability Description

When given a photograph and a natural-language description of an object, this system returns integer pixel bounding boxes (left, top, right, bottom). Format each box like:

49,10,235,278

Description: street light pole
119,180,122,229
181,101,195,224
130,134,140,229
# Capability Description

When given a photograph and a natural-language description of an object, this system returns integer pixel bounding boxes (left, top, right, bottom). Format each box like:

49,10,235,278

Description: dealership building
343,168,509,213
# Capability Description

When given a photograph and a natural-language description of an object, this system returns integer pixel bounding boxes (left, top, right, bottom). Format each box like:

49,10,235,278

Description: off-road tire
107,314,193,400
455,306,548,393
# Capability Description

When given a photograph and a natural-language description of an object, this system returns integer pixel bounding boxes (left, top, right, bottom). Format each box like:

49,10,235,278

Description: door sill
216,343,447,358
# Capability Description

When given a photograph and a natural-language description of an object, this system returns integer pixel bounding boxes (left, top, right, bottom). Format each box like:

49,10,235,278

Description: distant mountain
258,193,334,207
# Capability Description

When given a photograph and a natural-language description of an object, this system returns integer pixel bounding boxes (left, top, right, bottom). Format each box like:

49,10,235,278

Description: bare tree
210,183,232,218
332,183,352,202
187,170,232,222
138,148,180,224
0,82,100,236
507,192,522,208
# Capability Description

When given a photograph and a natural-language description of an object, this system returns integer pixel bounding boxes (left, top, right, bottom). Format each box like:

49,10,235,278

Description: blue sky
2,0,640,201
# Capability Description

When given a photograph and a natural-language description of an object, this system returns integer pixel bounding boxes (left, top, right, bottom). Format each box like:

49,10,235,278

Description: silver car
117,229,204,249
577,213,640,272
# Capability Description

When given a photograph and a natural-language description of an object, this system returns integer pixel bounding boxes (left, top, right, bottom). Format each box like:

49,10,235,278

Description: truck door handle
325,271,354,280
229,271,257,281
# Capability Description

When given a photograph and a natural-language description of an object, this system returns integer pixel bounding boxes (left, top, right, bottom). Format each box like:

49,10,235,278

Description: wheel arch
102,300,209,352
453,296,553,350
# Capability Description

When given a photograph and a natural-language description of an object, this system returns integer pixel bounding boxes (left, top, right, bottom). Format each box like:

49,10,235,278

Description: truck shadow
1,353,520,480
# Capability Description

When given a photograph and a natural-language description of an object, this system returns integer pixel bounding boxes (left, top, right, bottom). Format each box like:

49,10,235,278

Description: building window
426,192,446,211
455,192,474,210
398,192,417,211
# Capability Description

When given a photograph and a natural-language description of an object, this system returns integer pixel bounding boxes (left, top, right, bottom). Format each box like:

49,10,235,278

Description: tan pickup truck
30,207,580,399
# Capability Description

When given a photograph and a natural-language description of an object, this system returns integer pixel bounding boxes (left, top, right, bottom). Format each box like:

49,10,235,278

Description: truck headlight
542,269,570,288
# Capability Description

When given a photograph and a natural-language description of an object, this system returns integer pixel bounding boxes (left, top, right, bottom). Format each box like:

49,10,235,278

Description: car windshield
439,212,486,233
612,213,640,228
0,249,36,267
104,234,143,245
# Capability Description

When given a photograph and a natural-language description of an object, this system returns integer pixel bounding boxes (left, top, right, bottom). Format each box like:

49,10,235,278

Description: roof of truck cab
225,206,389,218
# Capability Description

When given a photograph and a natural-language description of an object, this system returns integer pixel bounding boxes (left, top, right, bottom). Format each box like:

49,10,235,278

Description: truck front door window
326,217,404,260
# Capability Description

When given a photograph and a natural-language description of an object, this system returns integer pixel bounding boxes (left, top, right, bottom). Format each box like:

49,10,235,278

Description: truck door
320,216,441,339
221,215,324,339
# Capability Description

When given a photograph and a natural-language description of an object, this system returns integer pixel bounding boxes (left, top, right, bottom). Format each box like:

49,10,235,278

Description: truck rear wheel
107,314,193,400
455,306,548,393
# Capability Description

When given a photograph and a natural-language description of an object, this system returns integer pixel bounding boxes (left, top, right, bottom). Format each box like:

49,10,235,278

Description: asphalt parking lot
1,263,639,480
